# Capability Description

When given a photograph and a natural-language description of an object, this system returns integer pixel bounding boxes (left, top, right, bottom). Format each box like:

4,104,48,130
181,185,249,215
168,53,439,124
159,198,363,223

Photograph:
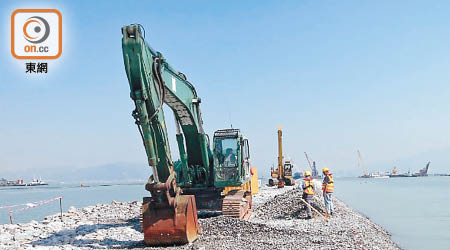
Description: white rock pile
0,184,401,250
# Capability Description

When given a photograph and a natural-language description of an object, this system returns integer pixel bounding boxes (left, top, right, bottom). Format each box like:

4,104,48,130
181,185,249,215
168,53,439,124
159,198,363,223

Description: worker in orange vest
322,167,334,215
301,171,315,219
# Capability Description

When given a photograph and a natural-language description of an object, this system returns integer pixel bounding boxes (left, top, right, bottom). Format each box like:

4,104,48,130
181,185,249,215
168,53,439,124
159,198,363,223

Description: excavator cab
284,161,293,176
283,161,295,186
212,129,251,187
213,129,253,220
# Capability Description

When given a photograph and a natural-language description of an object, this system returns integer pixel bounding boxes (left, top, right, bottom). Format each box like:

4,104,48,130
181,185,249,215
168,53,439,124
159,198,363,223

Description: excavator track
222,190,252,220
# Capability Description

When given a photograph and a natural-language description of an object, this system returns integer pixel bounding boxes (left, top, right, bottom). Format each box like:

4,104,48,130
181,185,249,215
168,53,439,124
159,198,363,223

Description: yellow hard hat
322,167,329,173
305,171,311,177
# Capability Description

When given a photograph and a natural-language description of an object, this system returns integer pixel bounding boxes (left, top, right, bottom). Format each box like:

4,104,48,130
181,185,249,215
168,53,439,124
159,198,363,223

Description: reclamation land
0,181,400,250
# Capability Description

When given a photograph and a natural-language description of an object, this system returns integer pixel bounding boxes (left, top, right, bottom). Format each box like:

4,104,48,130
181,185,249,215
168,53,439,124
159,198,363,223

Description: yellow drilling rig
268,126,295,187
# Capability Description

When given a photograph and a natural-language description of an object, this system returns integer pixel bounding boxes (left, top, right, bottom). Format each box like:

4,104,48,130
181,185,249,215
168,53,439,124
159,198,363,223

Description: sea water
0,182,147,225
334,176,450,250
1,177,449,250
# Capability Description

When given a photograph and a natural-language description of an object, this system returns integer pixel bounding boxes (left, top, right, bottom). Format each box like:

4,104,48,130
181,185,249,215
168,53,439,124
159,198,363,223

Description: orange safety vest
303,178,315,195
322,174,334,193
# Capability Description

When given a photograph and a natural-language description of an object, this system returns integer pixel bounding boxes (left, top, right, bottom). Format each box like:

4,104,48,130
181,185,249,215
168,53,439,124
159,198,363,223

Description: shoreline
250,183,401,250
0,182,400,249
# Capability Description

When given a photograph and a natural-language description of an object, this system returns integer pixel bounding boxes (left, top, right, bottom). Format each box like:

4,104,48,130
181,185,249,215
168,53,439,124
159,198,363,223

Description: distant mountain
2,162,152,183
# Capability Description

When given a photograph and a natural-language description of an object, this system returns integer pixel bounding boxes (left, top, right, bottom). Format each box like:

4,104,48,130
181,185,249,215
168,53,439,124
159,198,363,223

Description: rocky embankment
0,182,400,250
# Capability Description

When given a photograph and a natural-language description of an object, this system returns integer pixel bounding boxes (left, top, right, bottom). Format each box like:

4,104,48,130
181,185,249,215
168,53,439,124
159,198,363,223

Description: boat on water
388,167,413,177
412,162,430,177
0,178,49,187
26,178,48,186
389,173,414,177
388,162,430,178
0,178,26,187
360,173,390,179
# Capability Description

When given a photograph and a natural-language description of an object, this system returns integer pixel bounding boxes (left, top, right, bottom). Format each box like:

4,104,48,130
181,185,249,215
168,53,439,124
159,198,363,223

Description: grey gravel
0,182,401,250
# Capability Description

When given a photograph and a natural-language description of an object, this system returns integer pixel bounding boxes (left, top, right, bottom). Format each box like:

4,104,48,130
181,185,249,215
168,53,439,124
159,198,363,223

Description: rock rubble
0,183,401,250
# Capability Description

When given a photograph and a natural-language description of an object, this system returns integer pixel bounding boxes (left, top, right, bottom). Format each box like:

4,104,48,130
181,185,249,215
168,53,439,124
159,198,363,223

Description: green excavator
121,24,254,245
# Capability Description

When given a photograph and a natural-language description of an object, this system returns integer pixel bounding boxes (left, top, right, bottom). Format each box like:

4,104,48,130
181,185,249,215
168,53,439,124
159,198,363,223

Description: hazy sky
1,0,449,178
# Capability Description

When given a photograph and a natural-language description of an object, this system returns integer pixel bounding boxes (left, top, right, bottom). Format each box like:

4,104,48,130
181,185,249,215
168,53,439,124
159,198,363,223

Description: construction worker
301,171,315,219
322,167,334,215
224,148,237,167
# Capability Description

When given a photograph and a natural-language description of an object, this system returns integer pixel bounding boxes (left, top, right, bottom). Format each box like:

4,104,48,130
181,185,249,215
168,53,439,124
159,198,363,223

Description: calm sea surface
1,177,449,250
334,176,450,250
0,182,147,225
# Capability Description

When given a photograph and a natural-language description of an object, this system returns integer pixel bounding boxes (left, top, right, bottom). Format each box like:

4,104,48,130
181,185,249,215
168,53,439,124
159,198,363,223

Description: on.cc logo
11,9,62,60
23,16,50,44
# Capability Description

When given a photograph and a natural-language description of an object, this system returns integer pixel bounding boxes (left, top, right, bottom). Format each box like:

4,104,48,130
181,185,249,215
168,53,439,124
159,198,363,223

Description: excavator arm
122,25,211,185
121,24,204,245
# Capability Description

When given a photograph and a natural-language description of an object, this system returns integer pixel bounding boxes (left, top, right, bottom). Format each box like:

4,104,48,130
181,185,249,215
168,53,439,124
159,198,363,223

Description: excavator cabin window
284,163,293,175
214,138,238,168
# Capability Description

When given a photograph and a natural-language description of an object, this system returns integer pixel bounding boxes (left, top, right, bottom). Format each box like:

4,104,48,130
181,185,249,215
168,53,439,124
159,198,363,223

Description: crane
304,152,318,178
121,25,254,245
413,161,431,177
357,150,369,177
304,152,313,171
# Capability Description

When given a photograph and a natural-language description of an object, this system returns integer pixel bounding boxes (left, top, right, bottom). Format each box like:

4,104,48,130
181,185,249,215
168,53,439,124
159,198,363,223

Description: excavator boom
277,126,285,188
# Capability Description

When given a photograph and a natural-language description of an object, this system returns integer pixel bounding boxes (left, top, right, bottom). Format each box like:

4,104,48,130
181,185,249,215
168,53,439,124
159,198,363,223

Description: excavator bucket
142,194,200,245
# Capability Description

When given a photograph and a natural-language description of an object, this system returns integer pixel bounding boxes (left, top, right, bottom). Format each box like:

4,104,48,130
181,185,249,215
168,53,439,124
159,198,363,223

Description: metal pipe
9,209,13,224
174,114,181,135
299,197,328,221
59,198,63,222
194,102,204,134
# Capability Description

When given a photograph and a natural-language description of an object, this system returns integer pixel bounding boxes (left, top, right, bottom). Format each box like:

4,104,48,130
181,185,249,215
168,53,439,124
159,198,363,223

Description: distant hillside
2,163,151,183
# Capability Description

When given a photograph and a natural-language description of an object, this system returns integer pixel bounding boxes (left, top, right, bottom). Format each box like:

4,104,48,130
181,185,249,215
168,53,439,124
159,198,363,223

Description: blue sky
1,0,450,178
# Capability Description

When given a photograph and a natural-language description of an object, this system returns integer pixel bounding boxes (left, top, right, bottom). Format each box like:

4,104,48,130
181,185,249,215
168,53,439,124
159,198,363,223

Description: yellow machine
223,167,259,195
268,126,295,187
270,165,279,183
283,160,295,186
